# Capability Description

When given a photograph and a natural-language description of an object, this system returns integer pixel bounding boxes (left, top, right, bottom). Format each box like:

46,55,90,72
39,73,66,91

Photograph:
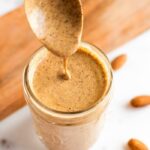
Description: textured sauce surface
32,48,108,112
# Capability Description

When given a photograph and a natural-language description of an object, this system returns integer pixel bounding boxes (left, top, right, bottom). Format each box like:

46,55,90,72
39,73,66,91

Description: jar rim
23,41,113,117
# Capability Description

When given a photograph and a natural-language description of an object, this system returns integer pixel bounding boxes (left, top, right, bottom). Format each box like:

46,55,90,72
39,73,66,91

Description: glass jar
23,42,113,150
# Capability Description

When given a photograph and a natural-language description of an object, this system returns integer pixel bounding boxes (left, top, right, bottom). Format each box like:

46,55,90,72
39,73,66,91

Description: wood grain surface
0,0,150,120
82,0,150,52
0,7,42,120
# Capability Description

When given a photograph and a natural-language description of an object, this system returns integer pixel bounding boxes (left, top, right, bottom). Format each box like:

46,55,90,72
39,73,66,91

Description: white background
0,1,150,150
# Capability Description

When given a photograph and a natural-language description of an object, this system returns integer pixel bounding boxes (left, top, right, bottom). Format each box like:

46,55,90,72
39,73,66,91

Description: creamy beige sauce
31,47,108,112
25,0,83,57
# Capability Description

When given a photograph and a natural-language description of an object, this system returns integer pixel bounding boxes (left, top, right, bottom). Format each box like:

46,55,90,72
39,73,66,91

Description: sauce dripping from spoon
63,57,71,80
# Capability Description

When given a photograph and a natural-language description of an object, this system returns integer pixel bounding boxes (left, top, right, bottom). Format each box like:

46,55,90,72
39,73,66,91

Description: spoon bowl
25,0,83,57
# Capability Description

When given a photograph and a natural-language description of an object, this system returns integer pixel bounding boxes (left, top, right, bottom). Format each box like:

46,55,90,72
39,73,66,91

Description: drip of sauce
63,58,71,80
25,0,83,81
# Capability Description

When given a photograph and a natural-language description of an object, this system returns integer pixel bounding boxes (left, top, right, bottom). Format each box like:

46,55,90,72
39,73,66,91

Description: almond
128,138,148,150
111,54,127,71
130,96,150,107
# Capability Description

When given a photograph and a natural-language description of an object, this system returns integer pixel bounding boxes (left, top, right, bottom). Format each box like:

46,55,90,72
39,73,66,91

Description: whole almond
130,96,150,107
128,138,148,150
111,54,127,71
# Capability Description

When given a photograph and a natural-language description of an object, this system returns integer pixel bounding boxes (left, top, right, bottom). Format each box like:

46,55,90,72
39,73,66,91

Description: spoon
25,0,83,57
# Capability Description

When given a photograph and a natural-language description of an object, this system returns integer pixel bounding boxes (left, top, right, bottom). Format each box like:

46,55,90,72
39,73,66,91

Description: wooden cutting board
0,0,150,120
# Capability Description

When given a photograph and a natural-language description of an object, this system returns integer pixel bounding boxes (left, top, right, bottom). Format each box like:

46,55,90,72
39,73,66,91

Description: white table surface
0,1,150,150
